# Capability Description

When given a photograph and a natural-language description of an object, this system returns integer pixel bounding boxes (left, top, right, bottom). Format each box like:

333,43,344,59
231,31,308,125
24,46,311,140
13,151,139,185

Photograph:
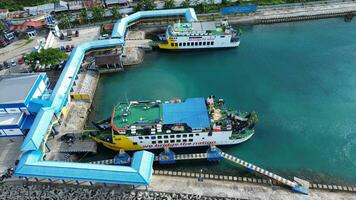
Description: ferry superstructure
91,96,257,151
158,21,240,50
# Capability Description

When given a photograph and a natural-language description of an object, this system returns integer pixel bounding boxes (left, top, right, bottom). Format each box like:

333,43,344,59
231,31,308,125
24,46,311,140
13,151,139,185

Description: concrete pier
1,175,355,200
46,70,99,160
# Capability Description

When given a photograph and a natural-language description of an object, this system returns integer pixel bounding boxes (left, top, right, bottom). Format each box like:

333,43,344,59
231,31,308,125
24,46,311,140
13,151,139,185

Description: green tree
57,12,71,29
0,21,5,31
221,0,230,5
137,0,156,11
24,48,68,70
79,9,89,24
111,6,120,20
195,2,208,13
133,3,142,12
91,6,105,22
181,0,190,8
163,0,175,9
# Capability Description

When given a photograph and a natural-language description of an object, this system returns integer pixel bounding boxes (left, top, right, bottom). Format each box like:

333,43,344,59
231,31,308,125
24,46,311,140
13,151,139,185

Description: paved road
0,37,43,63
0,137,22,174
146,175,356,200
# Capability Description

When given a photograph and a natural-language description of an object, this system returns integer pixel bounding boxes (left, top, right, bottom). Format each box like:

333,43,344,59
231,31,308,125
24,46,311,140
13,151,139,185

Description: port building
0,73,49,137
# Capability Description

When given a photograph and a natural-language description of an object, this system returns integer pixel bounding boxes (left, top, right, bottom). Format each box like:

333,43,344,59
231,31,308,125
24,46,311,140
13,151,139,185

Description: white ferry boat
91,96,257,151
158,21,240,50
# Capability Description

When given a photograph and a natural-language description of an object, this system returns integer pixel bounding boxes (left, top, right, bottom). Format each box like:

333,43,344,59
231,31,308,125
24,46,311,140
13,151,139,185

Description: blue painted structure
113,151,131,166
220,5,257,15
206,146,223,161
16,150,154,185
163,97,210,129
112,8,198,39
15,8,199,185
159,149,176,164
0,73,49,136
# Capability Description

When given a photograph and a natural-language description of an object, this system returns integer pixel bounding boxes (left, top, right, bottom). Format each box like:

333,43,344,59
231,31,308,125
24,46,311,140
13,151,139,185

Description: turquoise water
88,18,356,184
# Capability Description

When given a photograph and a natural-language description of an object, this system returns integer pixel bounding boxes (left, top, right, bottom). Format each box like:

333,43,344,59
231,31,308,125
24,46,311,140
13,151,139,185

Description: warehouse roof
0,74,41,104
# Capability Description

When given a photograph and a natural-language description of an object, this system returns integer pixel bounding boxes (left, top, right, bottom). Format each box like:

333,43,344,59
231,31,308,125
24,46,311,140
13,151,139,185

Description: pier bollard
198,169,203,182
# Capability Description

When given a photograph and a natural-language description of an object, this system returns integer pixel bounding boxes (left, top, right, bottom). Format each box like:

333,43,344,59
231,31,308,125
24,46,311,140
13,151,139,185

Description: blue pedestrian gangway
15,8,199,186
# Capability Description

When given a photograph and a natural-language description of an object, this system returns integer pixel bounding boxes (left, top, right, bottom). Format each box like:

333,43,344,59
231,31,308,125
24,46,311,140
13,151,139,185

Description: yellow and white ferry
90,96,257,151
158,20,240,50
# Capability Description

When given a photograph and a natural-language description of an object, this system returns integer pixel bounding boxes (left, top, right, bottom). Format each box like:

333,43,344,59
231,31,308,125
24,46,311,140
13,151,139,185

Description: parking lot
51,26,101,49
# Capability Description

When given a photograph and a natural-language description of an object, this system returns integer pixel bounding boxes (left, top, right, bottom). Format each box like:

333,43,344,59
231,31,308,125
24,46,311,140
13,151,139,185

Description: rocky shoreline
0,182,237,200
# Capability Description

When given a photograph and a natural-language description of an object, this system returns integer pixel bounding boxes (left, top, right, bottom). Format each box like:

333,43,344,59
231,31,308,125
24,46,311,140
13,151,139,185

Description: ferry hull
92,130,254,151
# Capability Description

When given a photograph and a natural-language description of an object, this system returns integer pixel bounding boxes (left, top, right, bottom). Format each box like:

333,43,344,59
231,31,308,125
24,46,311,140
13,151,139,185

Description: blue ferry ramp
15,8,199,186
112,8,198,39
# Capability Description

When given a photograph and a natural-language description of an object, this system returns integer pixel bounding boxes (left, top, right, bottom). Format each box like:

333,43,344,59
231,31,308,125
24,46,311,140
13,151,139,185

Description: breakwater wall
257,11,355,24
129,2,356,28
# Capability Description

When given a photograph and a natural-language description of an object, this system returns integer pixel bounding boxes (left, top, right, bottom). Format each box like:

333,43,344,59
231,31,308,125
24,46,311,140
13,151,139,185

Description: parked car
3,61,9,68
18,57,23,65
57,60,66,70
65,45,71,52
45,64,52,70
70,44,74,50
98,34,110,40
11,59,16,67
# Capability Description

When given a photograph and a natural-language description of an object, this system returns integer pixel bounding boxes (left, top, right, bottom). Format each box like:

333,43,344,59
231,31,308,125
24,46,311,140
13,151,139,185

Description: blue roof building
0,73,50,137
